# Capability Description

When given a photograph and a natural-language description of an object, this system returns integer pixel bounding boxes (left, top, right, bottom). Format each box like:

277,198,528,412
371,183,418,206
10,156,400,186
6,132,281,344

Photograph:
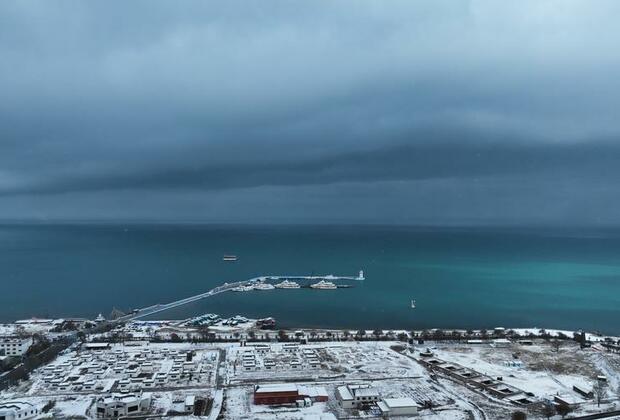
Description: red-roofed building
254,384,300,404
253,383,329,405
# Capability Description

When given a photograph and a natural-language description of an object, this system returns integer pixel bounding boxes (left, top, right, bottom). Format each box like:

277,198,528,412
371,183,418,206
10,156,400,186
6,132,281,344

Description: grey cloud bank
1,1,619,224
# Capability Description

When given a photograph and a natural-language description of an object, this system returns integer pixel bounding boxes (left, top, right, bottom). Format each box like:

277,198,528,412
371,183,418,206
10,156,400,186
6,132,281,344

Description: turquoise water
1,224,620,334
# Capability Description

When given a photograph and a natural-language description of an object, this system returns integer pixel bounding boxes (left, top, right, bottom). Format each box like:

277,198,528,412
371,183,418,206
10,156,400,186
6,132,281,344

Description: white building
0,336,33,357
336,384,380,409
377,398,418,416
0,401,40,420
184,396,196,413
95,393,151,418
492,338,512,348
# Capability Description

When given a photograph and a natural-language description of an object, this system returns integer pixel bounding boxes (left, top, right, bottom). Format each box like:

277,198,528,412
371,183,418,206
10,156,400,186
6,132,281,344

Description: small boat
310,280,338,290
223,255,238,262
411,299,416,309
256,317,276,329
275,280,301,289
253,282,275,291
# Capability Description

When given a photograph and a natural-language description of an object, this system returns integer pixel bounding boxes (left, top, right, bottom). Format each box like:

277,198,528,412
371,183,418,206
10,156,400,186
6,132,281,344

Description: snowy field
1,333,619,419
227,341,425,383
26,342,219,395
425,340,620,417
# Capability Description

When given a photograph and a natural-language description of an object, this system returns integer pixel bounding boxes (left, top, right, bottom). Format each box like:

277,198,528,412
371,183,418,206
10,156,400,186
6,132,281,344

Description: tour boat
231,285,254,292
222,255,238,262
253,282,275,291
275,280,301,289
310,280,338,290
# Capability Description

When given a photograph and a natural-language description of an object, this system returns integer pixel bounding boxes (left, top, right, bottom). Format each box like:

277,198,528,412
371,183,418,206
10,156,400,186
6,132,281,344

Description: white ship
231,285,254,292
275,280,301,289
253,282,276,291
223,255,238,262
310,280,338,290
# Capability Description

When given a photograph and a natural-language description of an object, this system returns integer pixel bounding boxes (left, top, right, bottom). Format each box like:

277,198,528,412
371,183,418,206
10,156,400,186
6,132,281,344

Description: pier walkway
117,271,364,322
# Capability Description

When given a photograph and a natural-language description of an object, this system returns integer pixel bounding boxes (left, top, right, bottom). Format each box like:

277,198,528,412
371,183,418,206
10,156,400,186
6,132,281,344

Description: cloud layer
1,1,620,223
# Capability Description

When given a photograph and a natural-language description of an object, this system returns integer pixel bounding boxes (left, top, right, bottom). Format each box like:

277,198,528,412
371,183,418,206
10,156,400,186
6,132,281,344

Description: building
0,401,40,420
253,383,328,405
95,393,151,418
184,396,196,413
377,398,418,416
254,384,300,405
573,385,594,399
297,385,329,402
492,338,511,347
336,384,380,409
82,343,111,351
0,336,33,357
554,394,582,409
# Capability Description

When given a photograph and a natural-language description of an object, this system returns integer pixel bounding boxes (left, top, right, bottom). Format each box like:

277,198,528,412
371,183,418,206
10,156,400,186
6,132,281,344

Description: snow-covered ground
1,333,619,419
227,341,425,384
431,343,594,398
425,340,620,417
222,386,336,420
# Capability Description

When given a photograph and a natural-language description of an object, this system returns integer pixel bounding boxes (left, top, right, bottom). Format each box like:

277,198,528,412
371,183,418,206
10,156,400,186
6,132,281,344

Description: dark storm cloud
2,135,620,196
1,1,620,222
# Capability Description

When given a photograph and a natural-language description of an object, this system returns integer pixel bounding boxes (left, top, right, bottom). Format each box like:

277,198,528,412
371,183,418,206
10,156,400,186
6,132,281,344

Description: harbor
118,271,364,322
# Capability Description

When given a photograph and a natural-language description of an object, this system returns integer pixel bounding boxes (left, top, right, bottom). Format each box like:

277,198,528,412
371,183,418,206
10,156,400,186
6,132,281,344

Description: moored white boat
253,282,276,291
310,280,337,290
231,285,254,292
275,280,301,289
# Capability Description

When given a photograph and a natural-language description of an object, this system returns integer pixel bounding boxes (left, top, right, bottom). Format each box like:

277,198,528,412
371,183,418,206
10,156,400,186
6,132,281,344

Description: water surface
1,224,619,334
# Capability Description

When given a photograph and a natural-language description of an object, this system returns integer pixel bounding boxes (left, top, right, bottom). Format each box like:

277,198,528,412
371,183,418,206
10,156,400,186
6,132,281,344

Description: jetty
116,271,364,321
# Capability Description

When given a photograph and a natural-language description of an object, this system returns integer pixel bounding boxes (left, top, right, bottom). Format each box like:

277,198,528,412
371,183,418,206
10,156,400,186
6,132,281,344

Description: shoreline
4,316,620,343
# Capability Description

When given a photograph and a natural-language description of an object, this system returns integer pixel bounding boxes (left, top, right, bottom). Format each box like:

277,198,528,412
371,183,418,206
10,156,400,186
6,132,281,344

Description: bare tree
593,380,606,407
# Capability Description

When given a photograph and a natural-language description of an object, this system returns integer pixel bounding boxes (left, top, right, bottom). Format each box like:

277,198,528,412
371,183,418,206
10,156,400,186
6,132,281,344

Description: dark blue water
1,224,619,334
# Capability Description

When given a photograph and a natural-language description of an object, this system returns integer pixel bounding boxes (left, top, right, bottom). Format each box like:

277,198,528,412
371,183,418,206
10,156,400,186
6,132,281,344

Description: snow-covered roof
0,401,38,412
255,383,298,394
554,394,583,405
298,385,328,398
83,343,111,349
383,397,417,408
354,387,379,398
336,385,353,401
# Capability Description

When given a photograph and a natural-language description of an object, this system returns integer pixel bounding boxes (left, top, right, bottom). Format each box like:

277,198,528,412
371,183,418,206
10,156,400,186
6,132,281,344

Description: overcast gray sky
1,1,620,224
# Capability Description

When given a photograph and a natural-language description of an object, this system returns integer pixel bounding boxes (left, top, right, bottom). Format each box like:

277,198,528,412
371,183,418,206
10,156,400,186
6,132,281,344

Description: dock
117,271,364,322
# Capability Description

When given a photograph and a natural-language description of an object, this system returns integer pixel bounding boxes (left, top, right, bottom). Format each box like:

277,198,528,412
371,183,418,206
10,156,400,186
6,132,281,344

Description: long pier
117,271,364,322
